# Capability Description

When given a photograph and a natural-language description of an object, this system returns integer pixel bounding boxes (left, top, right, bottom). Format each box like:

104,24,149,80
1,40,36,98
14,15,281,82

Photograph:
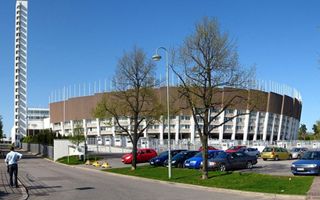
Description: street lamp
152,47,172,179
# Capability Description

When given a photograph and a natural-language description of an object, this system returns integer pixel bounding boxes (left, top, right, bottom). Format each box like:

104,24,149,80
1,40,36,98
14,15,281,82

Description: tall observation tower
12,0,28,144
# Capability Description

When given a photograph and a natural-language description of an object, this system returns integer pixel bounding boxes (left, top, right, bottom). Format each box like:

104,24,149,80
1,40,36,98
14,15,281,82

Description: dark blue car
291,151,320,175
163,150,199,168
149,149,186,166
184,150,223,169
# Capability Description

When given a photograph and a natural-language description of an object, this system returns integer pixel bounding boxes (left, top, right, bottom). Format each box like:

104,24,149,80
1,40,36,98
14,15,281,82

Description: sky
0,0,319,137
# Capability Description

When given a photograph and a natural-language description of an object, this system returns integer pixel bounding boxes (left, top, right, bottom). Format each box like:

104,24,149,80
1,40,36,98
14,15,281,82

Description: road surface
17,152,294,200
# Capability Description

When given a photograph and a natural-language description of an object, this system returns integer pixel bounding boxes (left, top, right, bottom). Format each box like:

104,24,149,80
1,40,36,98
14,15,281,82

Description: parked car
198,146,219,151
149,149,186,166
184,150,223,169
164,150,199,168
122,148,157,164
290,147,308,159
244,147,260,158
226,145,247,153
260,147,292,161
291,151,320,175
207,151,258,171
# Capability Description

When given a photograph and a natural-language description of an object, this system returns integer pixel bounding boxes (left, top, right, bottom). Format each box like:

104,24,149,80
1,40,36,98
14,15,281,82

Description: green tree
298,124,307,140
94,46,163,170
312,120,320,139
172,17,255,179
69,124,85,147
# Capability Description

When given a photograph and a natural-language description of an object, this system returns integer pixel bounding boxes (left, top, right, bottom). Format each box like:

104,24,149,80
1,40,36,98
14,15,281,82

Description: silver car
244,147,260,158
290,147,308,159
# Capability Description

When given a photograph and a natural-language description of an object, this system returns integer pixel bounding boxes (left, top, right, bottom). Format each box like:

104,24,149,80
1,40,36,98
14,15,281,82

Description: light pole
152,47,172,179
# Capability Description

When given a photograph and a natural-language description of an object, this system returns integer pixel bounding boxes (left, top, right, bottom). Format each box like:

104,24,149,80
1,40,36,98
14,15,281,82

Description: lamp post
152,47,171,179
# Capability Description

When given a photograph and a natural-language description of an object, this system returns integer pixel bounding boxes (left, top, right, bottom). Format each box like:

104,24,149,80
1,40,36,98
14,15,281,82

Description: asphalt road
16,152,294,200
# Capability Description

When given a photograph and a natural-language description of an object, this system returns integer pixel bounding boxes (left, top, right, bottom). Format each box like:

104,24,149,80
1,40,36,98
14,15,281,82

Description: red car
226,145,247,153
121,148,157,164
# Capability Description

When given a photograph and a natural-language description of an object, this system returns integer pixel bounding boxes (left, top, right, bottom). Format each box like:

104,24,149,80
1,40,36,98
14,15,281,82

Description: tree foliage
298,124,307,140
172,17,255,179
21,129,64,146
68,124,86,146
94,46,163,170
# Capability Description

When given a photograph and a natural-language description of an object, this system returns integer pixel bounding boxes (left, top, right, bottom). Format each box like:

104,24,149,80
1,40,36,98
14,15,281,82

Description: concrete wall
22,143,54,160
53,139,85,161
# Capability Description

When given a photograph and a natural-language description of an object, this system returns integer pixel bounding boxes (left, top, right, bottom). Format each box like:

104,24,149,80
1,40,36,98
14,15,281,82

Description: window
236,126,243,130
180,125,190,129
225,109,234,114
180,116,190,121
237,118,243,122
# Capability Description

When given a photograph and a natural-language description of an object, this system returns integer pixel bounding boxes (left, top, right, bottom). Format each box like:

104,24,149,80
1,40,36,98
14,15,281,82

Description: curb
17,178,29,200
45,158,306,200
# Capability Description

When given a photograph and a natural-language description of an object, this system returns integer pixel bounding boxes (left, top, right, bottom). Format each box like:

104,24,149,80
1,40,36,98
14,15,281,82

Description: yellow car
261,147,292,161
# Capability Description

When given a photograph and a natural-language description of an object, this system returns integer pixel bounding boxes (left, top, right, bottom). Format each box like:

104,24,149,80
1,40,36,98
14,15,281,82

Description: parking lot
93,153,295,176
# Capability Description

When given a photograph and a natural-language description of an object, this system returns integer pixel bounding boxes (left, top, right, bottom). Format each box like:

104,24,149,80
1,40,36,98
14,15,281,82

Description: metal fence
84,138,320,153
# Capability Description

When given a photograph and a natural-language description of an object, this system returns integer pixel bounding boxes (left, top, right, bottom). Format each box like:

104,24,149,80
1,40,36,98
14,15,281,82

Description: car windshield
159,151,168,157
228,146,238,150
301,151,320,160
262,147,273,152
215,152,227,159
194,152,203,157
173,151,187,159
291,148,300,152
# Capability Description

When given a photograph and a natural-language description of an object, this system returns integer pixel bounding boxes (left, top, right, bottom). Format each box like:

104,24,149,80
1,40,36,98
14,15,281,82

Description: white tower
12,0,28,144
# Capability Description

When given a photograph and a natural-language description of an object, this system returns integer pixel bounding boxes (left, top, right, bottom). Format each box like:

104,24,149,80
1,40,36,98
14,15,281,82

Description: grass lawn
57,155,103,165
105,166,313,195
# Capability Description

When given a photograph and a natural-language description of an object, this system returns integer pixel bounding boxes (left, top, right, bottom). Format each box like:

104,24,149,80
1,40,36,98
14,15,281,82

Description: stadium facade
49,86,302,145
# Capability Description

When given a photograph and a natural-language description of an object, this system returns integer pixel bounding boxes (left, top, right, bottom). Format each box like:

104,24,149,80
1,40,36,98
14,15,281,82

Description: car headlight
209,162,216,166
171,160,176,164
309,164,317,168
291,164,295,167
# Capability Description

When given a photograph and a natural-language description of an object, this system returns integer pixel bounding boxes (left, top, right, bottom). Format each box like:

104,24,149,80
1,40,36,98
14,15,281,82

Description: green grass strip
57,155,103,165
105,165,313,195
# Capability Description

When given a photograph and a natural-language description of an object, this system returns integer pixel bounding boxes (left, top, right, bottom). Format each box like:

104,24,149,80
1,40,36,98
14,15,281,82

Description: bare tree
94,46,163,170
172,17,256,179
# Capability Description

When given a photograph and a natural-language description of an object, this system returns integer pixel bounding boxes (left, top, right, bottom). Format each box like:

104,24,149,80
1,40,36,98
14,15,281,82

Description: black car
149,149,186,166
164,150,199,168
207,151,258,171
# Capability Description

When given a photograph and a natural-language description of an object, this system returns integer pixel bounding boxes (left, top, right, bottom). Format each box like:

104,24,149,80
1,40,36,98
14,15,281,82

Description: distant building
27,108,50,136
12,0,28,143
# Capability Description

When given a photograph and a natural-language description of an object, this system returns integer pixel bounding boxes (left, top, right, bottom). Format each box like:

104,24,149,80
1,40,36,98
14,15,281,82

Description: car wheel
219,164,226,172
297,155,301,159
177,163,183,168
274,156,279,161
263,158,267,161
246,162,253,169
289,155,292,160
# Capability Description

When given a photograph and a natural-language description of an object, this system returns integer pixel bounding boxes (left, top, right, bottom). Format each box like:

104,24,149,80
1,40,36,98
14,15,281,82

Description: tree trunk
201,134,209,179
131,134,137,170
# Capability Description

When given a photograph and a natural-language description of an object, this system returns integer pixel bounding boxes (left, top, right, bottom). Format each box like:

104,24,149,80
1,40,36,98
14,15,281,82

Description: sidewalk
0,148,28,200
307,176,320,200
